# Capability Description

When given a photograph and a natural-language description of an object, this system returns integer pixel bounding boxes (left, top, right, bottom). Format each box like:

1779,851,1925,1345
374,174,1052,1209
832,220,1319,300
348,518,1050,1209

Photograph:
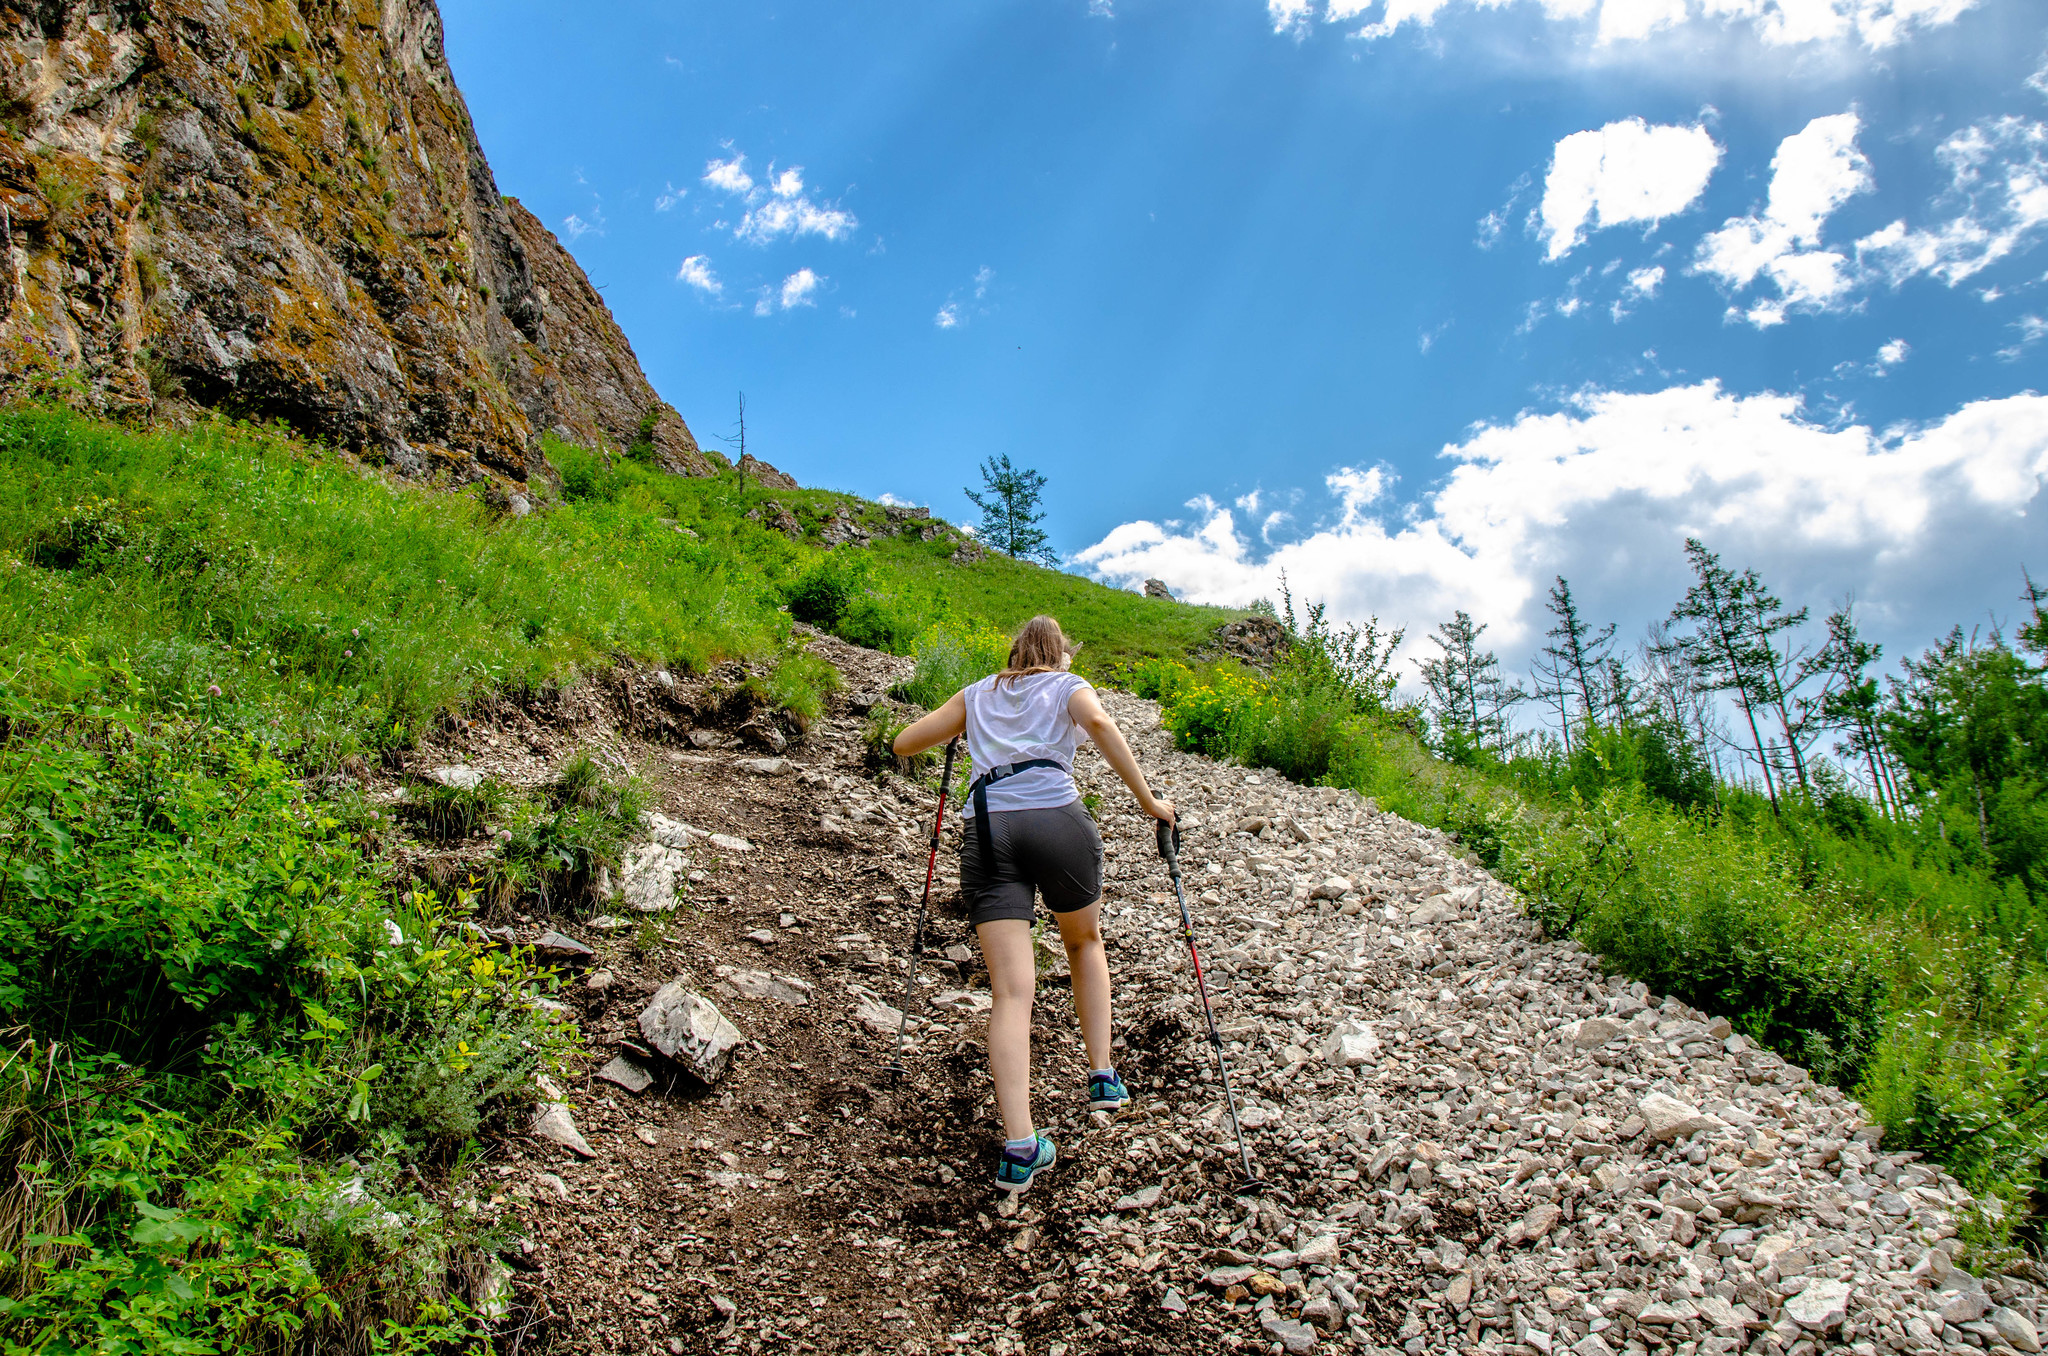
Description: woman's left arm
1070,685,1174,825
893,690,967,756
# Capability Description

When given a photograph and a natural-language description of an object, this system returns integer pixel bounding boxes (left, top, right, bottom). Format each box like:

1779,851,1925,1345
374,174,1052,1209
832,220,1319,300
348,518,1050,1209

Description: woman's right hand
1145,796,1176,826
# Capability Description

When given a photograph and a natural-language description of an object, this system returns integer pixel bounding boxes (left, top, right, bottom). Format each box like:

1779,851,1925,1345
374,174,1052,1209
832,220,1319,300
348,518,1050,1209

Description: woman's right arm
892,690,967,756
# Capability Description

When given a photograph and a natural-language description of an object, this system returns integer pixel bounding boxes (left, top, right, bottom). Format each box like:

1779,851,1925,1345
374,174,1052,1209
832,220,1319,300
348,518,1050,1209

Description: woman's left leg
1054,902,1112,1075
975,917,1038,1144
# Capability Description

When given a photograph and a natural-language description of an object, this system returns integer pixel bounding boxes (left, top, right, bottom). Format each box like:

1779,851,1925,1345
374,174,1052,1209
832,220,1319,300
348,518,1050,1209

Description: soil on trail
407,633,1405,1356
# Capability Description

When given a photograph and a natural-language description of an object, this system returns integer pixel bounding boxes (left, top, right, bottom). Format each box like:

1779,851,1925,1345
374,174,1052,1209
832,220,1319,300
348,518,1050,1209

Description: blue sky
441,0,2048,680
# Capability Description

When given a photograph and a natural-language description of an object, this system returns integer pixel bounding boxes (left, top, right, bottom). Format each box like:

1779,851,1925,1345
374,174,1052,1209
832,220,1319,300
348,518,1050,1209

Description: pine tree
1416,610,1525,756
1541,576,1617,728
1806,604,1904,816
1664,538,1783,810
964,454,1058,565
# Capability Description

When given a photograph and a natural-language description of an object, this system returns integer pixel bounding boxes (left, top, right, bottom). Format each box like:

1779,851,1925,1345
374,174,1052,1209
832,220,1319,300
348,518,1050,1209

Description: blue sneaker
995,1134,1057,1193
1087,1071,1129,1112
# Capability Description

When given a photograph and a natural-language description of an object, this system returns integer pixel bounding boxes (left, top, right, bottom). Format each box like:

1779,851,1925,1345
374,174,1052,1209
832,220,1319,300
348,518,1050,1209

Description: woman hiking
893,615,1176,1193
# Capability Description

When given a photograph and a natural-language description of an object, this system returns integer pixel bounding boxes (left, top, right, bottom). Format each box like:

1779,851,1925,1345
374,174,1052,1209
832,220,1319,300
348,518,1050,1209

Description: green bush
0,659,563,1352
897,621,1014,710
763,648,844,726
495,752,644,914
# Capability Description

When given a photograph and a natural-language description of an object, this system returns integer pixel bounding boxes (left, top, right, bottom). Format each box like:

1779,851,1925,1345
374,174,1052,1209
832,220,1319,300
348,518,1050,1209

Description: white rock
594,1054,653,1094
719,968,811,1006
1408,896,1459,925
644,811,708,848
1324,1023,1381,1068
621,841,687,913
1571,1016,1624,1049
638,982,743,1084
855,998,923,1036
1296,1233,1339,1267
1989,1306,2042,1353
428,766,483,790
1782,1277,1850,1331
1637,1092,1725,1143
531,1101,594,1158
1310,876,1353,900
708,832,754,852
1114,1185,1165,1212
739,758,792,776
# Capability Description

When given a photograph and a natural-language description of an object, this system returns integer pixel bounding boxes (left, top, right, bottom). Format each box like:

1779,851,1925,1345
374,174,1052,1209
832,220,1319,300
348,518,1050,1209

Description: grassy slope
0,406,1256,1350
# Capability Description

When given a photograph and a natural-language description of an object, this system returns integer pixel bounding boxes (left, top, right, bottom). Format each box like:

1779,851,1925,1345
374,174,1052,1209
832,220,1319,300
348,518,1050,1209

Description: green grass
866,535,1245,680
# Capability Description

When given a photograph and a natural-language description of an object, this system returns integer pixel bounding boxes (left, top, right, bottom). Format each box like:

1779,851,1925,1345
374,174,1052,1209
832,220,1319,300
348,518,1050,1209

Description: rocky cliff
0,0,707,484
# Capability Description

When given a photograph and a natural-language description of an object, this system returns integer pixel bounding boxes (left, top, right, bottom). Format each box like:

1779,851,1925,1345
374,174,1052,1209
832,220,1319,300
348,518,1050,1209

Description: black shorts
960,800,1103,927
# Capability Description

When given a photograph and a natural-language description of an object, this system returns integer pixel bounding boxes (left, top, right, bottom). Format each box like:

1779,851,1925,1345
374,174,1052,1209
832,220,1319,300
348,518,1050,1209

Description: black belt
968,759,1070,867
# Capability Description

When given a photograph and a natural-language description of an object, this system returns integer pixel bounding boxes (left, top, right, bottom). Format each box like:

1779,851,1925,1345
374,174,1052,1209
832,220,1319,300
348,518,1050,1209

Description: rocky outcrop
0,0,698,485
737,452,798,490
504,200,718,477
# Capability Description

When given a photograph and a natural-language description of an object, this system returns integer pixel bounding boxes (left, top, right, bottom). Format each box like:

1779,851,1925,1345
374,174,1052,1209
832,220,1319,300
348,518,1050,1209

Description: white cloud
1610,264,1666,319
1877,337,1909,365
1089,0,1115,15
655,183,685,212
676,255,721,296
2031,52,2048,99
779,268,820,309
562,213,597,242
1998,314,2048,361
934,267,997,330
1694,112,1872,326
703,155,755,196
1419,319,1452,352
1857,118,2048,289
1076,381,2048,677
1268,0,1315,35
1539,119,1722,260
703,152,858,245
1270,0,1975,50
1477,209,1507,248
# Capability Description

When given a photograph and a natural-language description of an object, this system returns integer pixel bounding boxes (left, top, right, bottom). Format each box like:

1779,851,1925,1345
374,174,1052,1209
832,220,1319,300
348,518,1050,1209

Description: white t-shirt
958,670,1093,818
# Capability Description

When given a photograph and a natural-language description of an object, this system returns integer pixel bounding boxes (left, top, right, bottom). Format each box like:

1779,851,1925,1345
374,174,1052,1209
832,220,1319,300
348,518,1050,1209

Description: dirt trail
409,635,2038,1356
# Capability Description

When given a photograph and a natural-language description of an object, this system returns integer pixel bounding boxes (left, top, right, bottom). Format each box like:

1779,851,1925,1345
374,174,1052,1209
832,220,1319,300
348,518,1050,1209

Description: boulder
1783,1277,1850,1331
1408,895,1459,925
638,982,743,1084
738,453,800,490
1143,578,1174,599
1323,1022,1381,1068
1637,1092,1725,1143
1310,876,1353,901
1989,1306,2042,1353
533,931,594,964
428,766,484,790
708,833,756,853
1296,1233,1339,1267
1572,1016,1624,1049
621,841,686,913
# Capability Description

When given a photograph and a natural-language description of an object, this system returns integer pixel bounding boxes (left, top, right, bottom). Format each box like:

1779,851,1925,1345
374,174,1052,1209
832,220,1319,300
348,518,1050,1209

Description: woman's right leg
975,917,1037,1143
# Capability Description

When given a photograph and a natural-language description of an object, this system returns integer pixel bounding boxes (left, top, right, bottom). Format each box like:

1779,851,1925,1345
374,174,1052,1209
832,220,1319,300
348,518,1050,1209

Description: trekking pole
888,738,960,1080
1158,819,1263,1195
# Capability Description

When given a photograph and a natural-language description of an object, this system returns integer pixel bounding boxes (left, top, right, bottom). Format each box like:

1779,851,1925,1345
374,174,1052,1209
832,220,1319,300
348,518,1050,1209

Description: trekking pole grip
1156,819,1181,865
